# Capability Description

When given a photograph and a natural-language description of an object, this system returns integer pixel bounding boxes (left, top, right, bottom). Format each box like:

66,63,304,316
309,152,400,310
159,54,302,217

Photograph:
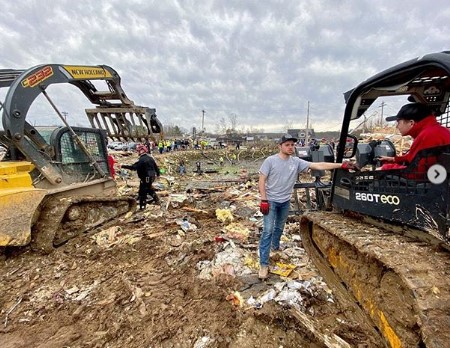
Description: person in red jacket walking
107,154,116,179
380,102,450,176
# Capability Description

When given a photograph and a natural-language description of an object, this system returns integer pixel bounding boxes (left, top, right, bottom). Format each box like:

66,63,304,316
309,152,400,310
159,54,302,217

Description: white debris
257,288,277,305
193,336,214,348
196,244,253,279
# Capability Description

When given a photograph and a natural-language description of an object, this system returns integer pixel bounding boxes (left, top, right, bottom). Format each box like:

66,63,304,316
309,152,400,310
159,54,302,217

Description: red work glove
341,161,360,171
260,200,270,215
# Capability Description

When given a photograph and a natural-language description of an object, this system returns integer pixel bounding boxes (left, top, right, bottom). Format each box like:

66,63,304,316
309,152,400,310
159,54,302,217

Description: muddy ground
1,147,378,348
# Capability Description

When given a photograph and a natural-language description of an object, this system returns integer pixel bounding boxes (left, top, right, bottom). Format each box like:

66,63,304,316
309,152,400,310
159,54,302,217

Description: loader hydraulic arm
2,65,133,142
1,64,163,185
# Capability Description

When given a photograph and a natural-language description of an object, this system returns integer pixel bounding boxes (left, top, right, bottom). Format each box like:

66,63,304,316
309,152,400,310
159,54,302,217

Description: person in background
158,141,164,154
122,144,160,210
178,159,186,175
379,103,450,176
145,139,151,153
231,153,237,165
330,138,336,150
258,134,358,279
309,138,319,151
107,154,116,179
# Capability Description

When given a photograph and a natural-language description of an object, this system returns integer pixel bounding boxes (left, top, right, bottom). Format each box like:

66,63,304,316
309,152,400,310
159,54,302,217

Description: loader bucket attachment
0,188,46,246
85,106,163,142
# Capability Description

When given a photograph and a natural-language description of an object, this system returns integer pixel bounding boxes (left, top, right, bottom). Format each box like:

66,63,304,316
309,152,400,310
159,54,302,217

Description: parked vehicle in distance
107,141,123,150
127,142,137,151
113,143,128,151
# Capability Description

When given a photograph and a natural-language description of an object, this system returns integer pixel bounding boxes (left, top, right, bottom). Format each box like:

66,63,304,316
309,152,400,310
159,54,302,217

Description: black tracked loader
298,51,450,347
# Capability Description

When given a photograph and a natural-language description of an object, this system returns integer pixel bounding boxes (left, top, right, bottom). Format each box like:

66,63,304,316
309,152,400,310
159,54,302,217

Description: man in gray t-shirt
259,154,310,203
258,134,355,279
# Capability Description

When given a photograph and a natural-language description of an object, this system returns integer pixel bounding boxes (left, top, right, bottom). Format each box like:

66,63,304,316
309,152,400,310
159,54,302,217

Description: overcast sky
1,0,450,134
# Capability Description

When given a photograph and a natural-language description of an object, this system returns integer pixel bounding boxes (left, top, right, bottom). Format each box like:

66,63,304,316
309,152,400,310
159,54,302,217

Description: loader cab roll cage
337,51,450,162
333,51,450,242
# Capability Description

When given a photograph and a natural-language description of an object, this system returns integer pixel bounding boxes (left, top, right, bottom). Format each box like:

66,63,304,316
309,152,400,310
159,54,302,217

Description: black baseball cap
278,134,298,144
385,103,432,122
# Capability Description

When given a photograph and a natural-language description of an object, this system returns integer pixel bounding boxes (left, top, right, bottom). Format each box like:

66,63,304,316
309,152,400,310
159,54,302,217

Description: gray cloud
1,0,450,133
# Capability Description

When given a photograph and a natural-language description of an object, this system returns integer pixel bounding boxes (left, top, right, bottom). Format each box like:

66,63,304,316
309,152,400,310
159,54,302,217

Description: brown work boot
258,266,269,279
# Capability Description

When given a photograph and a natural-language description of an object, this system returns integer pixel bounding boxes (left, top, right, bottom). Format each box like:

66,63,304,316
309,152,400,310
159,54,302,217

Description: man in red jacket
107,154,116,179
379,103,450,176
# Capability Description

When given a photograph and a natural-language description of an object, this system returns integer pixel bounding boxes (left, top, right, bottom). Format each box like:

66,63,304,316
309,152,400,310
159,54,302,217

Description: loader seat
368,145,450,194
388,144,450,181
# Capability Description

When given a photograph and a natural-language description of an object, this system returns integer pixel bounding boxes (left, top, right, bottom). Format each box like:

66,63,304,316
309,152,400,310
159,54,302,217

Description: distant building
216,134,246,147
287,129,301,138
288,128,316,143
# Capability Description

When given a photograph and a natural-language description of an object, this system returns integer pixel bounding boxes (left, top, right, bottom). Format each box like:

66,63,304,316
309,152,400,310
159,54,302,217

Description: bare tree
163,123,185,137
285,120,295,132
214,123,221,134
229,113,238,132
219,117,227,135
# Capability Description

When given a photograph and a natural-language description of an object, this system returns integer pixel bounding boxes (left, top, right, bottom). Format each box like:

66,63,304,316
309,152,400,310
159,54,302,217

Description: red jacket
108,155,116,179
390,115,450,176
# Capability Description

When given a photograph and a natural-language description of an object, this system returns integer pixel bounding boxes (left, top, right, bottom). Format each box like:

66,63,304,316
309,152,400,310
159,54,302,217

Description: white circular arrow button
427,164,447,184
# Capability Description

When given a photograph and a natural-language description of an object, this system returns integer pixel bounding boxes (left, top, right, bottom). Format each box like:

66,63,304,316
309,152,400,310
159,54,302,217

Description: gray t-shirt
259,154,310,203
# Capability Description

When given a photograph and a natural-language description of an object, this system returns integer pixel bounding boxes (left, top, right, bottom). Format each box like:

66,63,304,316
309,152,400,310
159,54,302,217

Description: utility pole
379,102,385,127
305,101,310,145
201,109,206,134
62,111,68,122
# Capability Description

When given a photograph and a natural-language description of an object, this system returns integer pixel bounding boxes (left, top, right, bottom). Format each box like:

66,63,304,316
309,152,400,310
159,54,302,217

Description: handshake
341,161,360,171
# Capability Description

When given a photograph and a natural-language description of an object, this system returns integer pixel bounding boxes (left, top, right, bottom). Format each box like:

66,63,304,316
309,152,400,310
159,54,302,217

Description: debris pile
0,148,379,347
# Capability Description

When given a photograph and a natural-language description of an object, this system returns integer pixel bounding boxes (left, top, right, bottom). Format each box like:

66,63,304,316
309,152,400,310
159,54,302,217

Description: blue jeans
259,200,290,266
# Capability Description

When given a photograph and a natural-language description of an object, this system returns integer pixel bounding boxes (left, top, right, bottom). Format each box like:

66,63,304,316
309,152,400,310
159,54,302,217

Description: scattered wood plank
290,307,352,348
181,207,209,214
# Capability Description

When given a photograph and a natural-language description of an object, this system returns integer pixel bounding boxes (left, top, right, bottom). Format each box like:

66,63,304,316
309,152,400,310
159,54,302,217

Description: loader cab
336,135,358,159
296,143,335,179
41,126,110,185
334,144,450,239
6,125,113,188
332,51,450,242
293,142,336,213
355,139,396,170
